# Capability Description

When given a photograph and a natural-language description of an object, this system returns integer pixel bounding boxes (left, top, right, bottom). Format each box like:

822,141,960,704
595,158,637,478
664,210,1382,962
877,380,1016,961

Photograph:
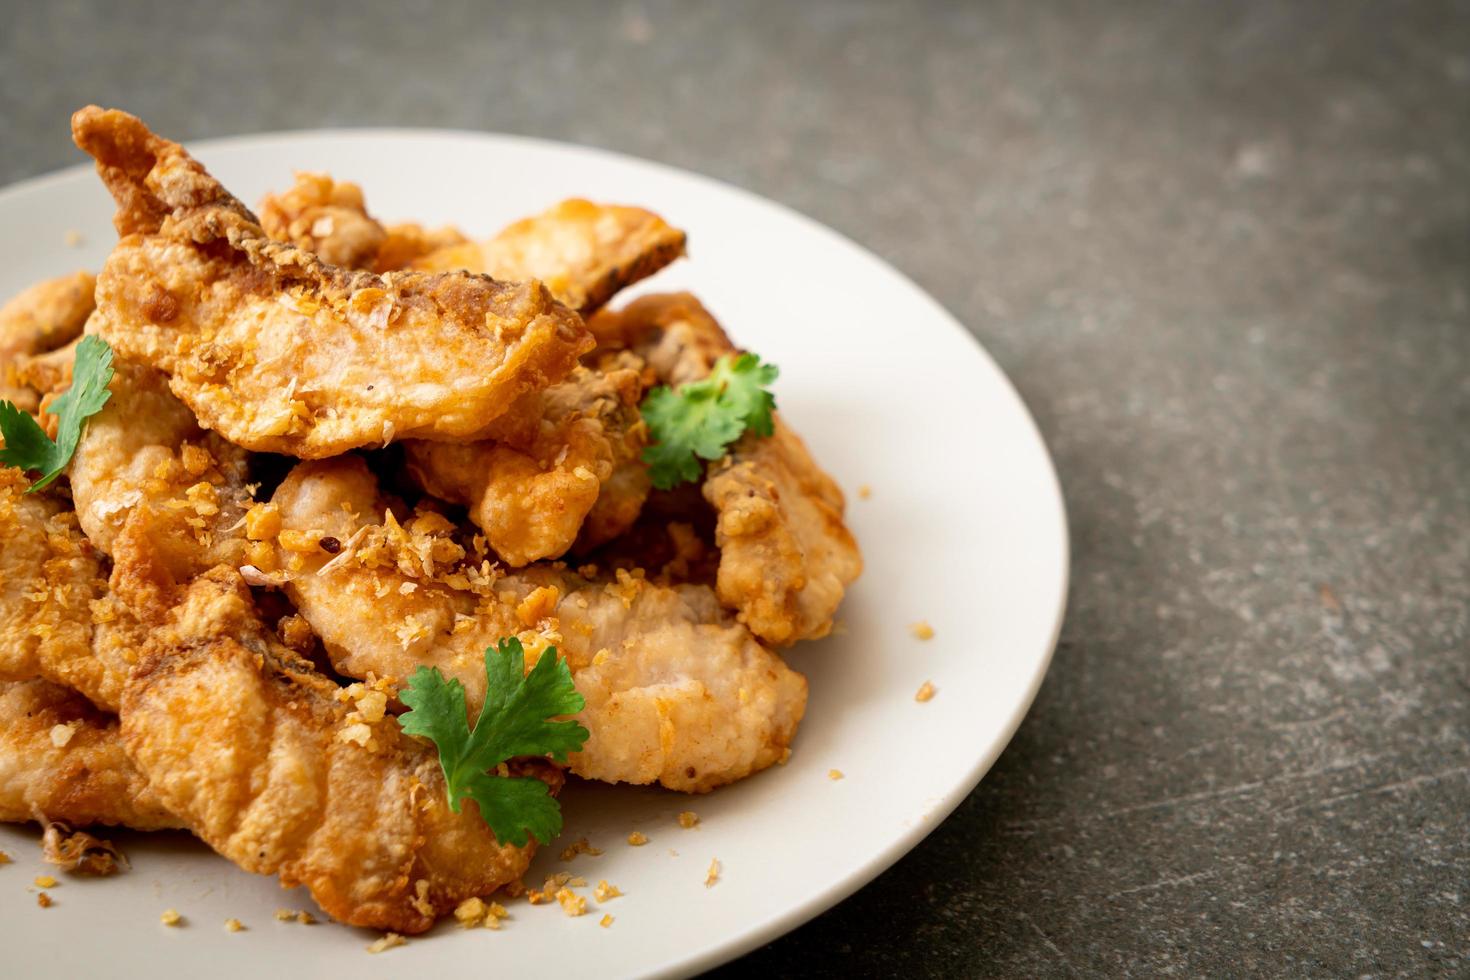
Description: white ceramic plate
0,129,1067,978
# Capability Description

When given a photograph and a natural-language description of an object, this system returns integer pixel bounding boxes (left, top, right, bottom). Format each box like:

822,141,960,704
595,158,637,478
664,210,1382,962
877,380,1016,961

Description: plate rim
0,126,1070,978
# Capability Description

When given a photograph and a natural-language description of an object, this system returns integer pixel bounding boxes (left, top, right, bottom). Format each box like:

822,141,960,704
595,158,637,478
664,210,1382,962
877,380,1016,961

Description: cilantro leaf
398,637,588,847
639,352,779,490
0,335,114,493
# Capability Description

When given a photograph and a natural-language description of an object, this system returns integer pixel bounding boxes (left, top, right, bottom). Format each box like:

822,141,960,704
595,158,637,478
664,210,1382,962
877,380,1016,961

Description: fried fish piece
70,362,252,573
703,424,862,644
257,171,389,270
0,271,95,411
257,171,471,273
591,293,862,644
115,554,554,934
0,469,136,711
271,457,806,792
413,198,687,316
404,362,649,565
0,678,181,830
374,222,471,273
72,106,592,457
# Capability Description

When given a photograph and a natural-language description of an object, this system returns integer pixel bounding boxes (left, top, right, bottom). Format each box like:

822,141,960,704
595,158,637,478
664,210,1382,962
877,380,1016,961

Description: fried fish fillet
257,171,471,273
0,271,95,411
270,457,806,792
0,469,136,711
115,551,553,934
404,362,649,565
70,361,252,573
590,293,862,644
257,171,389,270
413,197,687,316
0,678,181,830
72,106,592,457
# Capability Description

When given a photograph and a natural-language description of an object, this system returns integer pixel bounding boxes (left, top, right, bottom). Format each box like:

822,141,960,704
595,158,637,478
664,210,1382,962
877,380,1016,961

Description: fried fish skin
0,469,136,711
72,106,592,457
592,293,862,645
413,197,687,316
116,558,553,934
0,271,95,411
0,678,181,830
70,362,252,572
271,457,806,793
404,362,649,565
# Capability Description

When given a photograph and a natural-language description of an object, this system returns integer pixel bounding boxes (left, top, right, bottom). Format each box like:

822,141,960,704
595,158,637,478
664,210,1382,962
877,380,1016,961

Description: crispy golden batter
413,198,686,316
117,561,553,934
375,222,471,273
0,470,135,711
0,272,95,411
258,171,469,272
70,362,251,573
404,363,649,565
704,424,862,644
271,457,806,792
593,293,861,644
257,172,389,270
72,106,592,457
0,678,181,830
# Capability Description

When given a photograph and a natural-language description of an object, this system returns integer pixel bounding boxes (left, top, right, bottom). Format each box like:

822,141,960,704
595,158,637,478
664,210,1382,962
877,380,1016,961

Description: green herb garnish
640,352,778,489
0,335,114,492
398,637,588,847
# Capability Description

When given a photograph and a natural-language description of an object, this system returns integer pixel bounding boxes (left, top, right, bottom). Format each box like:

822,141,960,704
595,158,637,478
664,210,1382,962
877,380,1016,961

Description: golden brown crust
413,198,686,316
116,559,551,934
0,678,181,830
257,172,389,270
704,422,862,645
404,363,650,565
70,361,252,573
0,470,133,711
374,222,470,273
271,457,806,792
72,107,592,457
0,272,96,411
597,293,862,644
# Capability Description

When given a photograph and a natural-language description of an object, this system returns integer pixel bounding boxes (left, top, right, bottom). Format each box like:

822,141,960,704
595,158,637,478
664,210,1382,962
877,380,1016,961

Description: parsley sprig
640,352,778,489
398,637,588,847
0,335,114,493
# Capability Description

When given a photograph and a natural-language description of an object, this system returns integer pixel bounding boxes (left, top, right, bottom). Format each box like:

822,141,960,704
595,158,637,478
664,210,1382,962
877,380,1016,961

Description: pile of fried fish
0,108,861,933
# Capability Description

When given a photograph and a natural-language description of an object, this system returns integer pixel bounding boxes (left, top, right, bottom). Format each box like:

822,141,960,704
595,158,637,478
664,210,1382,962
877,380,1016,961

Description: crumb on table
33,875,57,888
36,892,51,908
224,918,245,932
909,620,935,640
677,811,699,829
705,858,721,887
915,680,937,702
828,768,844,780
599,913,614,928
627,831,648,846
160,908,182,927
594,880,623,902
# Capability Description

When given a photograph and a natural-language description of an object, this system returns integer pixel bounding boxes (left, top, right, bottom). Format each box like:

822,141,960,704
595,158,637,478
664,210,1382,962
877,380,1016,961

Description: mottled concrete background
3,0,1467,975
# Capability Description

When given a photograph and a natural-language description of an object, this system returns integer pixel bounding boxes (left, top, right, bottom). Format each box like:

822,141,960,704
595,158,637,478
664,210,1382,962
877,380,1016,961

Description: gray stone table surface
3,0,1467,975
